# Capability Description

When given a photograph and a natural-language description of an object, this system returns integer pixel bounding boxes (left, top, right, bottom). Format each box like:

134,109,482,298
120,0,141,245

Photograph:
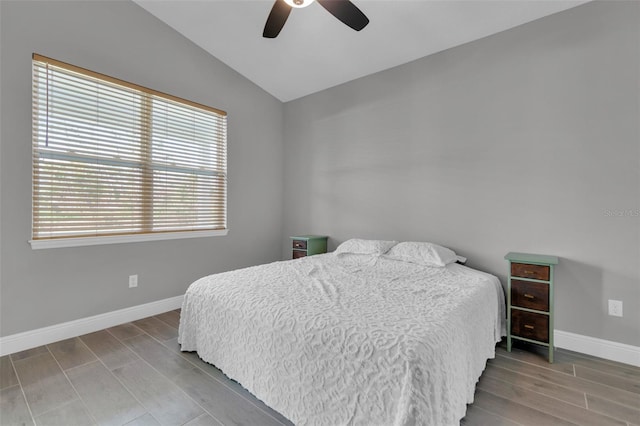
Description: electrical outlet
608,299,623,317
129,274,138,288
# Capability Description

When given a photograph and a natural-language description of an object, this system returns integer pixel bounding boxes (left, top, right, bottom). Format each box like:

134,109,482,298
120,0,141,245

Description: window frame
30,54,228,249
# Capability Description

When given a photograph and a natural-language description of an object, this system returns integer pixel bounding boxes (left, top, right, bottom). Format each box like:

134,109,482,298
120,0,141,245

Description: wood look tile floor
1,311,638,426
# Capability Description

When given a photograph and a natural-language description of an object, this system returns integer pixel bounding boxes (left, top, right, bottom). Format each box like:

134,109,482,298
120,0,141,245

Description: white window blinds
32,54,227,244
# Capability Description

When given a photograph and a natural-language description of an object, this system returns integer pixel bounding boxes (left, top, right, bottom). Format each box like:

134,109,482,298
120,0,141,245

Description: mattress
179,253,506,426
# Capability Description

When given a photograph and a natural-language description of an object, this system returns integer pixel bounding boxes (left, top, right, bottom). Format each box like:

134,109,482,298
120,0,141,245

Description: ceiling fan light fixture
283,0,315,8
263,0,368,38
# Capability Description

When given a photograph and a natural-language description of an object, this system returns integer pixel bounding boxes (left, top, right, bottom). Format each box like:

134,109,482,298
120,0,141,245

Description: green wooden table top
505,252,559,265
290,235,328,241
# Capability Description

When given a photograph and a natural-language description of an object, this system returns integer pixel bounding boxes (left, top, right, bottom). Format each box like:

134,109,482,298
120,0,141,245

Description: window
31,54,227,249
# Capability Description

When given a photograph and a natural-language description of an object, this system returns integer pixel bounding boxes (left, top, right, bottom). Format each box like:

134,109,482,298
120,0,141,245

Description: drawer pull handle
524,324,535,330
524,270,535,275
524,294,535,299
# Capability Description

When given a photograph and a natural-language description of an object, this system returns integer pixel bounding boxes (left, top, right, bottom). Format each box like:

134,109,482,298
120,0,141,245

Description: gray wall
0,1,284,336
283,1,640,346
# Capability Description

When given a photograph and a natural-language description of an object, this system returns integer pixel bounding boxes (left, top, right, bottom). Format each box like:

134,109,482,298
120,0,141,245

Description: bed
179,240,506,426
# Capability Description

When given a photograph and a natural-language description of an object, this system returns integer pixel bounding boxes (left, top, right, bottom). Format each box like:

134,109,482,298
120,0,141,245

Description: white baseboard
0,295,183,356
2,303,638,368
555,329,640,367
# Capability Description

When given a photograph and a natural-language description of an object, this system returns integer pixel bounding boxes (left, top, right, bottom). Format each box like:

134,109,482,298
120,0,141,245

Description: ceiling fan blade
316,0,369,31
263,0,292,38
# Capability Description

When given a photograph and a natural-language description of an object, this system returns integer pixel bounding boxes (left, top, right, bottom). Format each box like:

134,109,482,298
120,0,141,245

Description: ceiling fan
263,0,369,38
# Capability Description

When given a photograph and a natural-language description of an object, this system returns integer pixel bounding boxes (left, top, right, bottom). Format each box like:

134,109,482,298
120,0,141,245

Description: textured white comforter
179,253,506,426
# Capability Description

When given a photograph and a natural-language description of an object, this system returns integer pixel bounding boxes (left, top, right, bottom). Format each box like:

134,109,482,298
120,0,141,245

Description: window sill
29,229,228,250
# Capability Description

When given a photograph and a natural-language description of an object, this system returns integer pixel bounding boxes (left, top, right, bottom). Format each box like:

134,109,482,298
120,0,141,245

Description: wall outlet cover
129,275,138,288
608,299,623,317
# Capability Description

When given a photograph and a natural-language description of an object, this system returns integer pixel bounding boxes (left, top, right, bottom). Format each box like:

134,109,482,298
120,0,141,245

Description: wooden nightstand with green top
291,235,328,259
505,252,559,363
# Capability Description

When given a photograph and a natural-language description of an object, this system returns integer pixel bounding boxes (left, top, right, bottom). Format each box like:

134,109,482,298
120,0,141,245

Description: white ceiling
134,0,588,102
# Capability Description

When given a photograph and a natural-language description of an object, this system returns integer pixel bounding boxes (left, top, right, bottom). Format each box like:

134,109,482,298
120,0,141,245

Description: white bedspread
179,253,506,426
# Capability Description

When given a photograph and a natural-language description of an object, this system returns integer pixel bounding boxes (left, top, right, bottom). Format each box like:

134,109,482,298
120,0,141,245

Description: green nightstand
505,252,559,363
291,235,328,259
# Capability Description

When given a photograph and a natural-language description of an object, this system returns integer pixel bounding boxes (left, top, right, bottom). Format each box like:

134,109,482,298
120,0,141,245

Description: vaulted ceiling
135,0,588,102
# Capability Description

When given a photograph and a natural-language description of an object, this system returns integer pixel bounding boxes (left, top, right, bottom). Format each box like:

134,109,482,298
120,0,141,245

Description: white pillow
385,241,457,267
334,239,398,256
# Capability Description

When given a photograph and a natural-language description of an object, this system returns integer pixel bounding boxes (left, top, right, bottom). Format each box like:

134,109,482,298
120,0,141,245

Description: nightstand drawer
292,250,306,259
511,263,550,281
511,310,549,343
292,240,307,250
511,280,549,311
